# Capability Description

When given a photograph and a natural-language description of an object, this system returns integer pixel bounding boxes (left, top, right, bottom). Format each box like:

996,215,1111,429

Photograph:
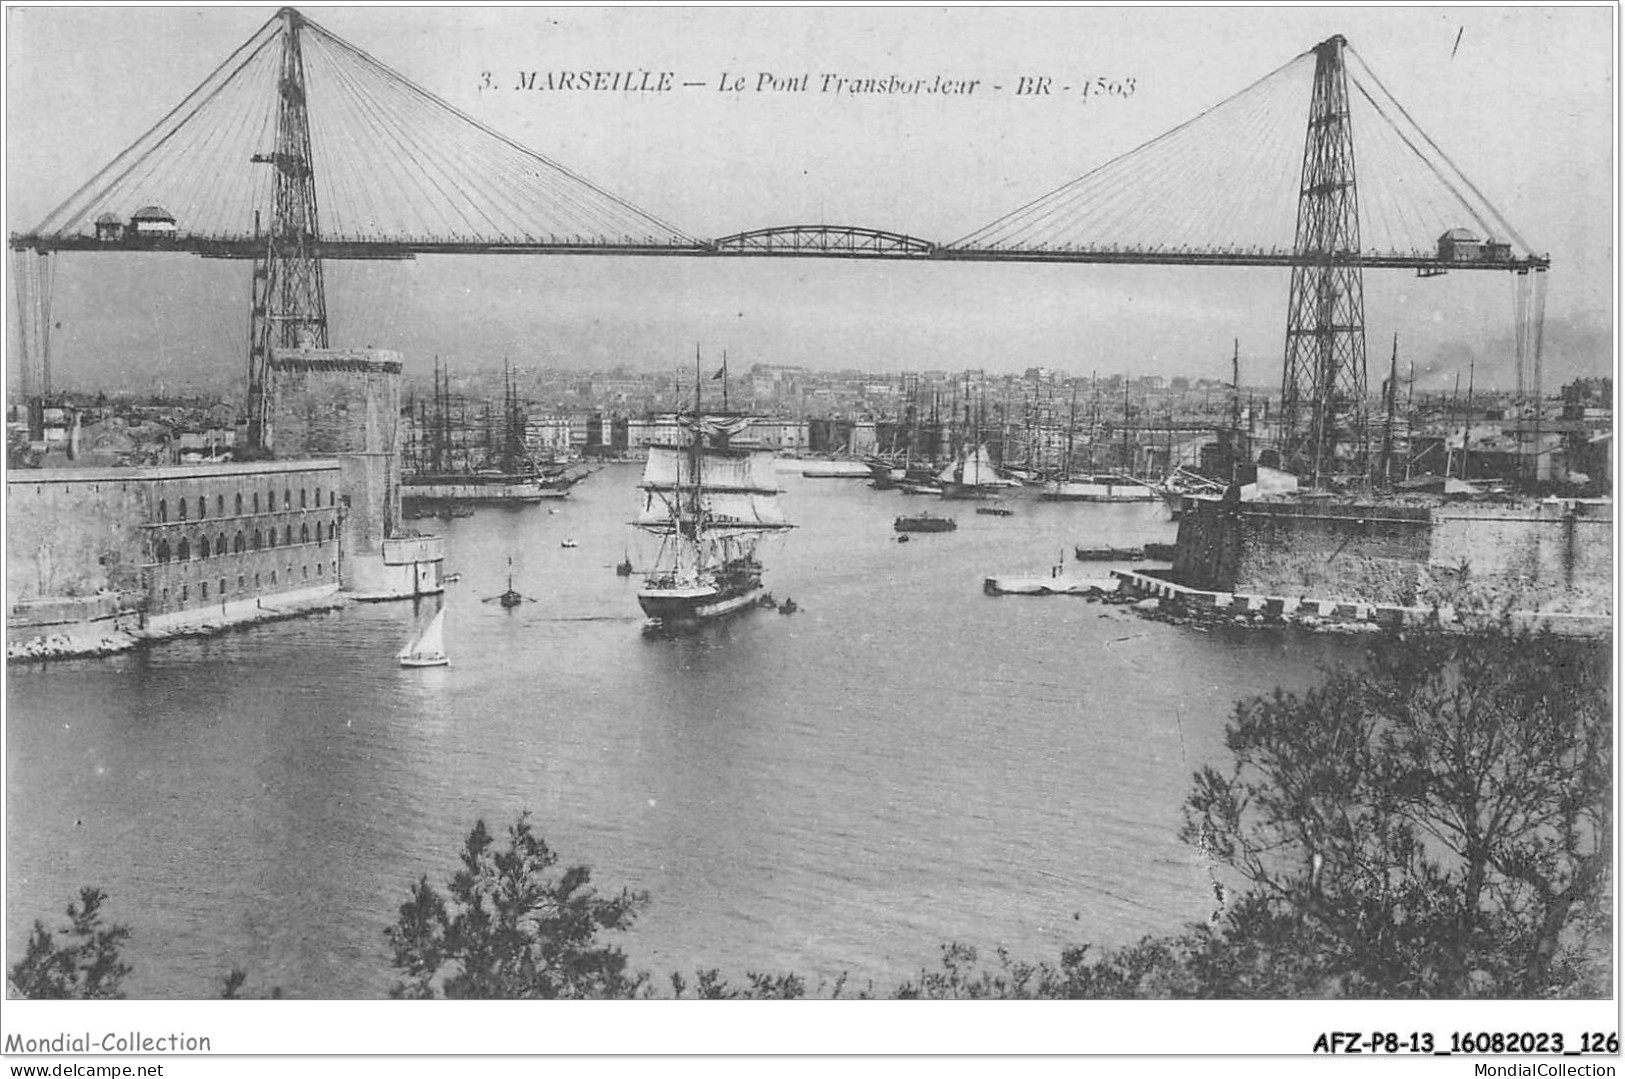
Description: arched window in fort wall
178,538,191,561
198,496,206,520
158,499,167,523
216,534,228,556
301,523,310,544
253,492,261,513
157,540,171,563
235,493,244,515
254,530,263,551
301,488,308,508
234,532,245,554
178,499,187,521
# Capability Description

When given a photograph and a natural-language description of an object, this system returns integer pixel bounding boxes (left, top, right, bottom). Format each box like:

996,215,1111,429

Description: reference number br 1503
1312,1031,1621,1054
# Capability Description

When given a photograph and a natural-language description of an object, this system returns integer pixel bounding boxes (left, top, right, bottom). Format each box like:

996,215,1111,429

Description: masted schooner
632,355,793,624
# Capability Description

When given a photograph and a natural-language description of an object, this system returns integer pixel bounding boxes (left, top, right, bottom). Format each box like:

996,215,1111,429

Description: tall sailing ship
633,364,793,624
1038,377,1159,502
403,359,582,509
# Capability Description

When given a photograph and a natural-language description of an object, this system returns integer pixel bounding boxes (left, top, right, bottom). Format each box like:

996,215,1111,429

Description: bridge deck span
9,233,1550,273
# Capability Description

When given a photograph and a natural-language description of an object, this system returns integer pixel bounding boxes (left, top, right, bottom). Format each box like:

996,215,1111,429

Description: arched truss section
709,226,936,257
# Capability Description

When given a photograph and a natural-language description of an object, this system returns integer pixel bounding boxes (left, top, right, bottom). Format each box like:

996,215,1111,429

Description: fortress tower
269,347,443,598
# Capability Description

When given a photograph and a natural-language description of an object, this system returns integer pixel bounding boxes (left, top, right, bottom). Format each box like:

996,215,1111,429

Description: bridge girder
8,232,1550,274
709,225,936,257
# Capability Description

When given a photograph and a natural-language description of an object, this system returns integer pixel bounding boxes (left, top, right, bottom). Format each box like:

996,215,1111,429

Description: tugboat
632,349,794,625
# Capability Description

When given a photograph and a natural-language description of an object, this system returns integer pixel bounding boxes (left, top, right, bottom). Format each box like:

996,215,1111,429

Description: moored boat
894,512,957,533
404,358,583,505
800,459,873,478
1074,545,1146,561
937,444,1020,500
1039,475,1161,502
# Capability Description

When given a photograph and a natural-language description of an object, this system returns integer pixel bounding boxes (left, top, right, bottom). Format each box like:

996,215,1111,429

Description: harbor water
6,466,1363,997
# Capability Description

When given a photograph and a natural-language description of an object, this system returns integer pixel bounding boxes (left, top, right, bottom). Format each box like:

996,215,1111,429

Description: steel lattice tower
1280,35,1367,482
247,7,329,449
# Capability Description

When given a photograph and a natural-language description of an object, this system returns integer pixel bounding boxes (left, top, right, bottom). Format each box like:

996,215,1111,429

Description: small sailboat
560,538,579,549
615,553,634,576
398,608,449,667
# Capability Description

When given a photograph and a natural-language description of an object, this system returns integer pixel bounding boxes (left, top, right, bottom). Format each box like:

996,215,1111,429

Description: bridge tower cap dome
130,205,175,222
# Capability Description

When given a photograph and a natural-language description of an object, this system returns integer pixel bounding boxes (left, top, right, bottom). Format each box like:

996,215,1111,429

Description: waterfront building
7,347,443,657
9,459,345,635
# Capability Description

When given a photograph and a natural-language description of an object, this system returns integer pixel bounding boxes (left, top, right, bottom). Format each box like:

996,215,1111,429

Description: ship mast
691,344,704,570
1120,376,1132,478
1064,381,1078,481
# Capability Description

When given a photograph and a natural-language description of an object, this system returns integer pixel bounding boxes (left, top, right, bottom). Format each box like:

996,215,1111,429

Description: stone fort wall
1175,497,1612,616
8,460,342,623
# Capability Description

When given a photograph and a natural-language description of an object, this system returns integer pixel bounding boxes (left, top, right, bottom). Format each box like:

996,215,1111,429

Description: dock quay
1110,569,1613,637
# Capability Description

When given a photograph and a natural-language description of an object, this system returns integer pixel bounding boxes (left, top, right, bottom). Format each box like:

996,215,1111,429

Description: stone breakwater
7,627,141,661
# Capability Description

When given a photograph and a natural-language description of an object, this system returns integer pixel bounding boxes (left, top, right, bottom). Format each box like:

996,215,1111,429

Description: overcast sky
5,6,1613,396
